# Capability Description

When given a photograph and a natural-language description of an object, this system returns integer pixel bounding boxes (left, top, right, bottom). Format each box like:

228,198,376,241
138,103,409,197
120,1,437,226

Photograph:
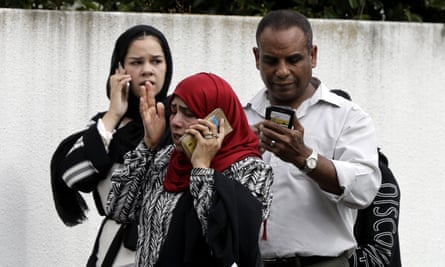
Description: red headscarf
164,73,261,192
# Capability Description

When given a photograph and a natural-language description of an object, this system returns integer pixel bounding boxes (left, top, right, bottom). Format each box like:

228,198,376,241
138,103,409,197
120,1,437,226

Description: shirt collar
244,87,270,119
311,80,343,108
245,78,342,117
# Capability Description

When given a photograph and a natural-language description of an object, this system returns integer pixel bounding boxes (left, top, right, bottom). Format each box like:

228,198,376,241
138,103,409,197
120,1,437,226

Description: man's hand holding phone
265,106,295,129
259,105,296,152
260,106,310,165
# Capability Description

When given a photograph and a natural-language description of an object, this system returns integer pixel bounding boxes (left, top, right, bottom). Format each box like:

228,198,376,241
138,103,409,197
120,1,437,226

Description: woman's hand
187,118,226,168
103,63,132,131
139,81,166,149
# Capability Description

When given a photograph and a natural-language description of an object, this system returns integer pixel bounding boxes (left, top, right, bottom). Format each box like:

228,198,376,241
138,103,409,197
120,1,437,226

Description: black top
350,150,401,267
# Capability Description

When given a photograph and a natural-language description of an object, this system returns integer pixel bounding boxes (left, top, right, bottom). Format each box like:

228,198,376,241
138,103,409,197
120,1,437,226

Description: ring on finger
204,134,214,139
270,140,276,147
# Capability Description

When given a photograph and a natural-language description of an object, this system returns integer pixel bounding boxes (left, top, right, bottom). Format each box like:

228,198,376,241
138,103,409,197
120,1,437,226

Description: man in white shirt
244,9,381,267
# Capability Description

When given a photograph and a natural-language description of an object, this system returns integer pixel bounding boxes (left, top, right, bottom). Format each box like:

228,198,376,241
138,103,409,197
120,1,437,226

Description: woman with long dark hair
50,24,173,266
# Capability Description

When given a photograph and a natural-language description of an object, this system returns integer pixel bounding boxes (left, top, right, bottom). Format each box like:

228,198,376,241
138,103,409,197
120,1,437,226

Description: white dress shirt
244,80,381,258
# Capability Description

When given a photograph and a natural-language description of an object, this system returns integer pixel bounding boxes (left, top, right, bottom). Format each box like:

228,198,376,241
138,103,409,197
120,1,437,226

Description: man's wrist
302,149,318,174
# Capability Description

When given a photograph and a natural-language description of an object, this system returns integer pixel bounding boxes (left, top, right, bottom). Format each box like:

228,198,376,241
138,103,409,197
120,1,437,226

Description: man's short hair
255,9,313,53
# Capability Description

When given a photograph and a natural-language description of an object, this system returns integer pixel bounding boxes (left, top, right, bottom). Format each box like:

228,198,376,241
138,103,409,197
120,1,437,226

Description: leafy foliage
2,0,444,22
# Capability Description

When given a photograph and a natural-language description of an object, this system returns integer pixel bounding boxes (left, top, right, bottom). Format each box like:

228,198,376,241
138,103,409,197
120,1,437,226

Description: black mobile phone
265,106,295,129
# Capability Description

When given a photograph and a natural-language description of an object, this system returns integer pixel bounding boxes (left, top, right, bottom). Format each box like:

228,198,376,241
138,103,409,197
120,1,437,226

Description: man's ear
310,45,318,68
253,47,260,70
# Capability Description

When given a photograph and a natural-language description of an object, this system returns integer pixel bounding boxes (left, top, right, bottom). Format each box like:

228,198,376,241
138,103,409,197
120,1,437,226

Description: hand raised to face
186,118,226,168
139,81,166,149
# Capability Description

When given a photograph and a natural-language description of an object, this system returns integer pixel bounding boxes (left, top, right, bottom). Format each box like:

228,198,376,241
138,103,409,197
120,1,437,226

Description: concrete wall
1,8,444,267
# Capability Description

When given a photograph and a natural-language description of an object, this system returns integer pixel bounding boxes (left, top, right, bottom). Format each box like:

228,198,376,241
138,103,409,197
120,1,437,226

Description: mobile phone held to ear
118,62,130,89
180,108,233,158
265,106,295,129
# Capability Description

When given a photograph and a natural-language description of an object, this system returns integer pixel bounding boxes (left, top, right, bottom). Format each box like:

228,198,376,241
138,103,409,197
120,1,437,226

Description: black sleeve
50,113,111,226
207,171,263,267
50,129,89,226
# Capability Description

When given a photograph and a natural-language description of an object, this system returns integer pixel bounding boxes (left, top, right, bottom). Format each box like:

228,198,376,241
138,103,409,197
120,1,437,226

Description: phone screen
265,106,295,129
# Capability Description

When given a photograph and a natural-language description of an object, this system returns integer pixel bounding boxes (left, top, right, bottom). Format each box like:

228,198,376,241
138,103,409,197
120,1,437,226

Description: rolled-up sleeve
325,108,381,208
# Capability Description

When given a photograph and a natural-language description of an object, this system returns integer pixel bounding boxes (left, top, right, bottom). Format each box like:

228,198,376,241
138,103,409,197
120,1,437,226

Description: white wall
1,8,444,267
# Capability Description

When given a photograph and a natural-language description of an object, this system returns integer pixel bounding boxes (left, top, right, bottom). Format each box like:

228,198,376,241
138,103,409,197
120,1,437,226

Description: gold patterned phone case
180,108,233,158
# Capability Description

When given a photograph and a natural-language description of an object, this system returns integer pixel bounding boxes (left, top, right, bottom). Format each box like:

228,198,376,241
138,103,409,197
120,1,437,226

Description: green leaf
349,0,358,9
428,0,445,9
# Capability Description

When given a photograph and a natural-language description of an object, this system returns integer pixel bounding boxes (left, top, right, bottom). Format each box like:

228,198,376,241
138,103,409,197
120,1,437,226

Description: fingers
250,123,261,136
139,81,157,108
218,118,226,140
188,118,224,168
108,66,132,120
110,76,131,92
139,85,148,115
291,114,303,132
141,100,166,149
185,118,224,165
116,62,131,89
145,81,157,109
259,119,302,150
111,66,131,97
258,123,277,152
260,121,284,143
188,118,224,140
202,118,225,141
155,102,165,120
139,82,156,114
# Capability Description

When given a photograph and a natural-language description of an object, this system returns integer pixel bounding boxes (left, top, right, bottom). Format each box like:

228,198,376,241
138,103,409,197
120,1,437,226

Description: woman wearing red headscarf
107,73,273,267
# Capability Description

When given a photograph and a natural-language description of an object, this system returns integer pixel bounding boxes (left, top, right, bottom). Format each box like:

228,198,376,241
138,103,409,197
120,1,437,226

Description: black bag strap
86,217,128,267
86,217,108,267
101,224,126,267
